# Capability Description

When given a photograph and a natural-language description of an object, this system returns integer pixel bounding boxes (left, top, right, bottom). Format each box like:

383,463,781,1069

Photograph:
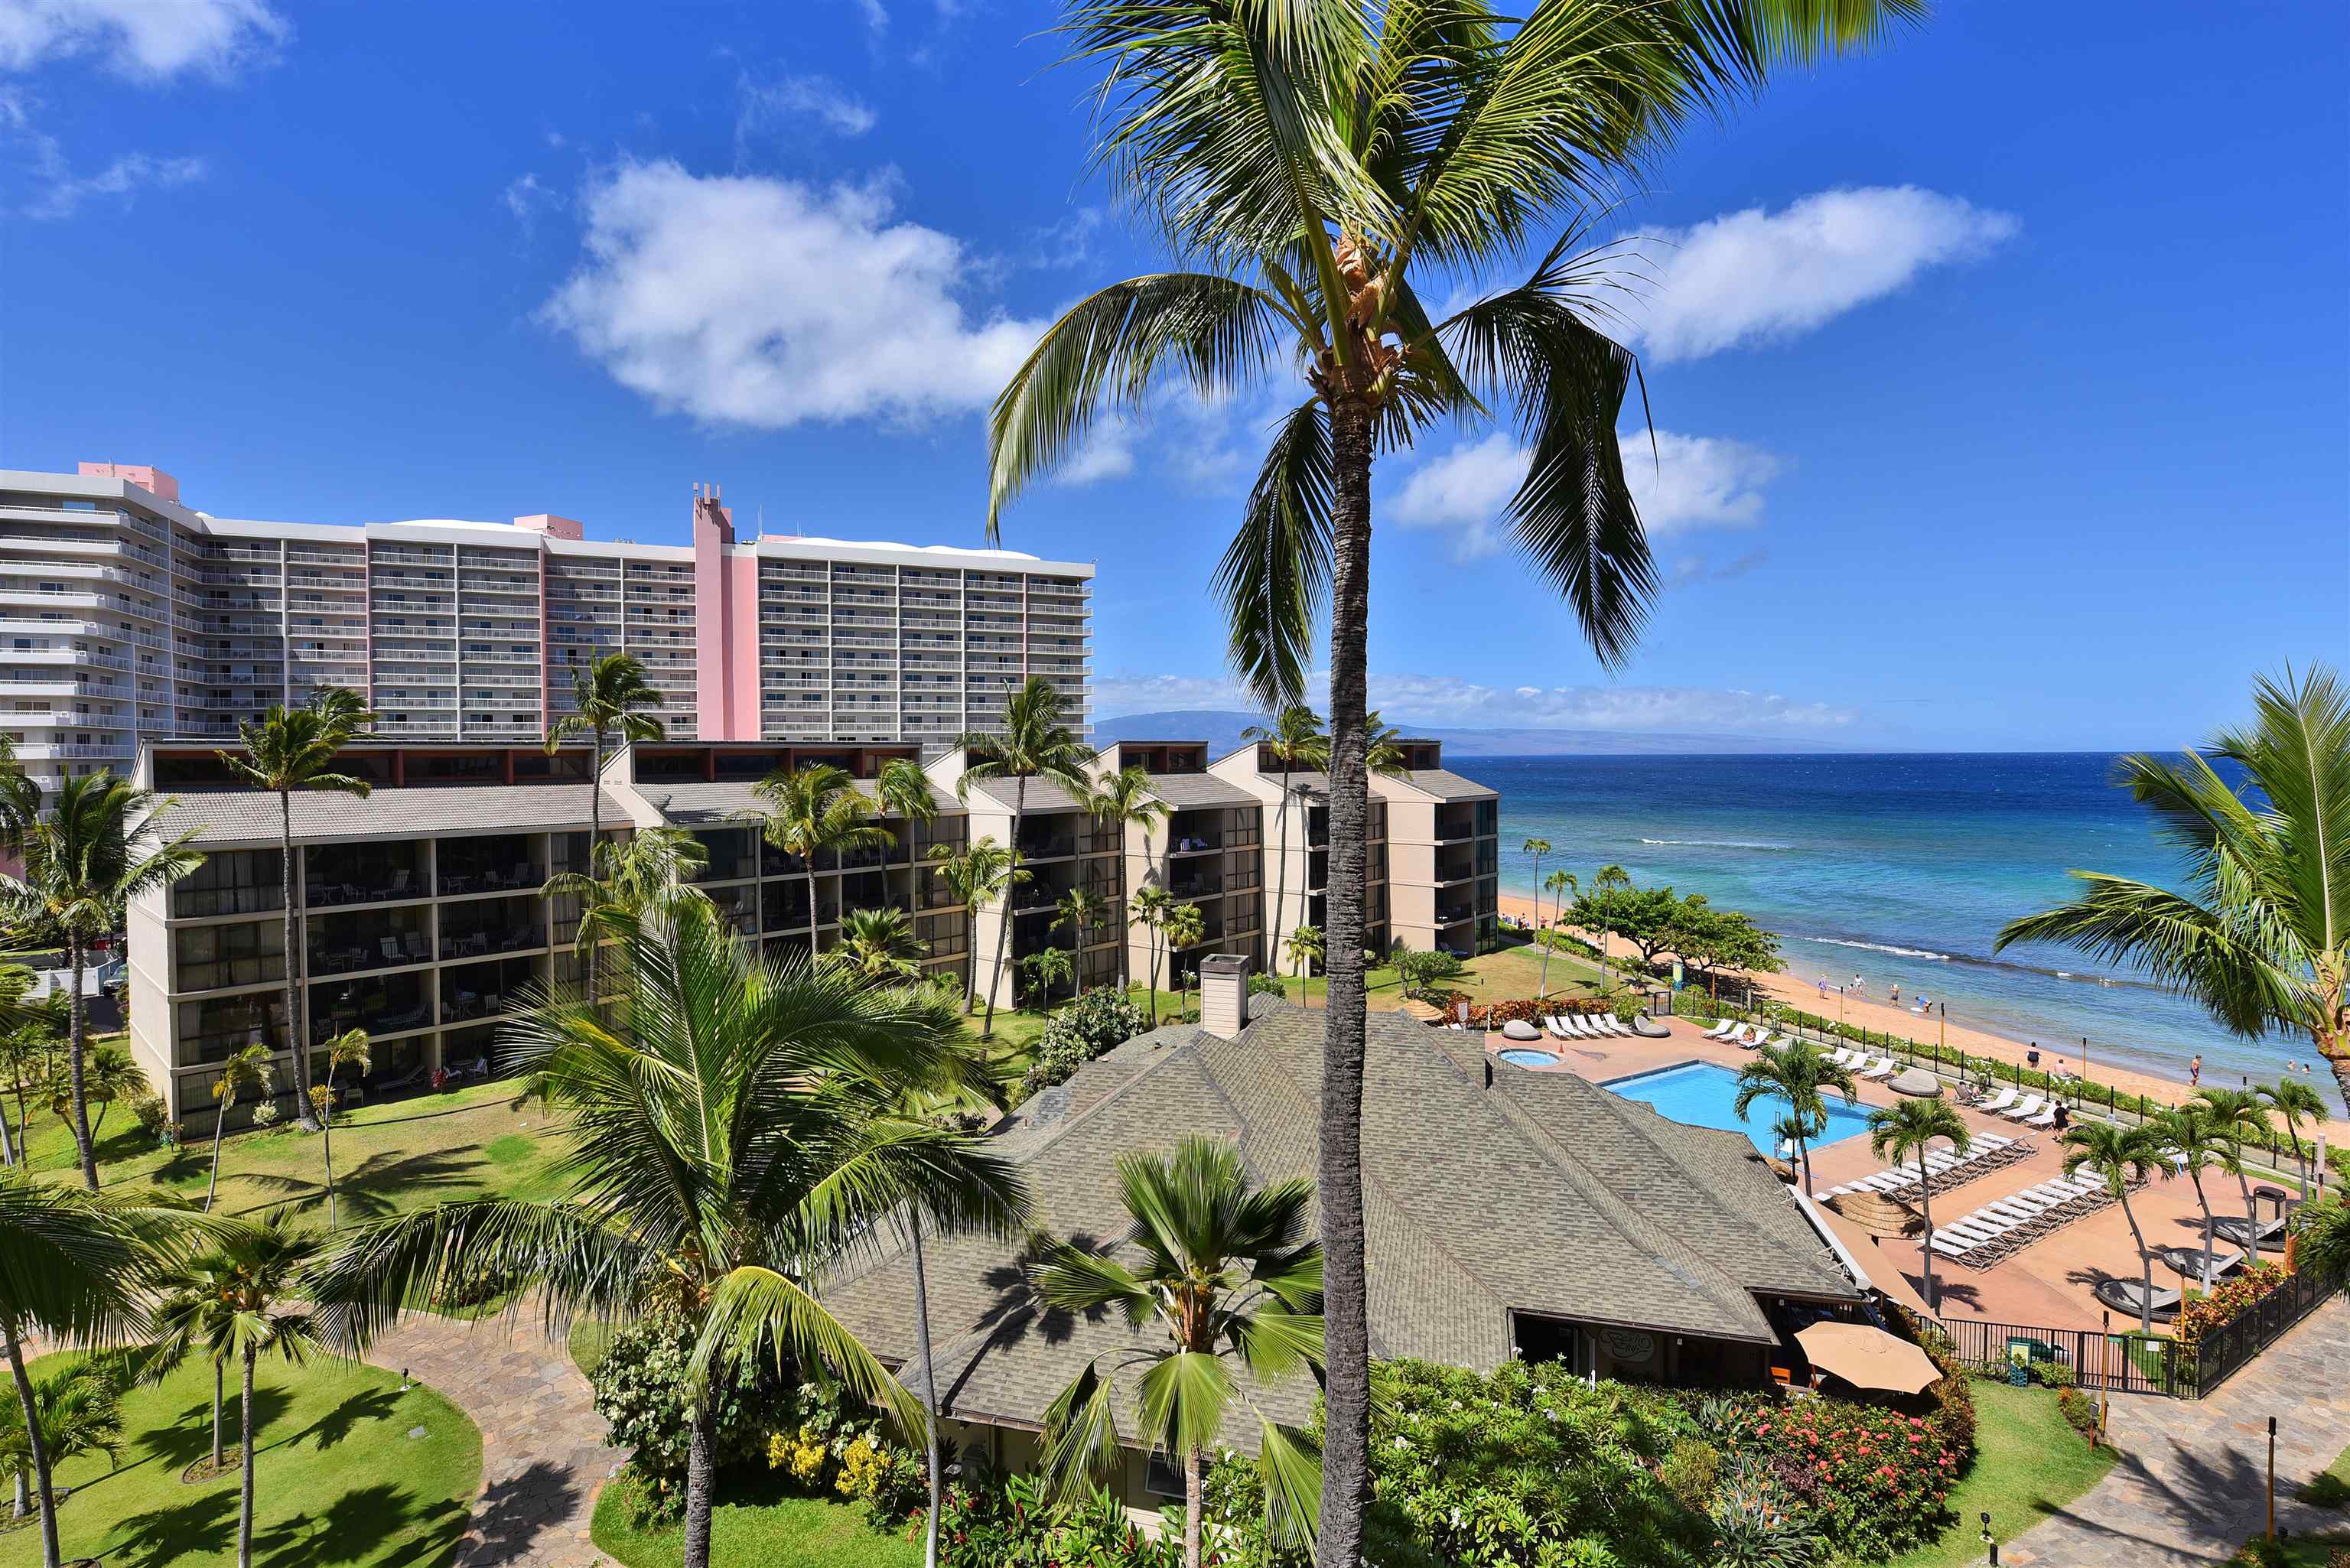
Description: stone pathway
2006,1295,2350,1567
363,1306,624,1568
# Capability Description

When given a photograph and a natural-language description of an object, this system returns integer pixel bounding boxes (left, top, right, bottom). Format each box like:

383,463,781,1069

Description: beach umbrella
1793,1322,1943,1395
1399,997,1445,1023
1828,1189,1922,1241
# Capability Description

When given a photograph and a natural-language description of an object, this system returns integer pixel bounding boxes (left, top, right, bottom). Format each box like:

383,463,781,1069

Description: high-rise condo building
0,463,1092,779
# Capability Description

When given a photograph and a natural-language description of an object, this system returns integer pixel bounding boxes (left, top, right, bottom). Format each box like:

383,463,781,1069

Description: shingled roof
823,1002,1857,1445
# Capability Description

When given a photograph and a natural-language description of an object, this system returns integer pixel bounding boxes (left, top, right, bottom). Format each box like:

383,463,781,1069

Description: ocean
1453,752,2343,1115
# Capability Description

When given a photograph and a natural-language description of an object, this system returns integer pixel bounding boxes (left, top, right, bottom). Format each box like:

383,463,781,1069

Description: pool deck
1482,1017,2279,1332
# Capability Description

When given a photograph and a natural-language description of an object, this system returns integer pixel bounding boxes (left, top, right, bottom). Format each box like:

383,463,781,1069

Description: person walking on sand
1889,983,1899,1007
1853,973,1865,995
2189,1053,2202,1086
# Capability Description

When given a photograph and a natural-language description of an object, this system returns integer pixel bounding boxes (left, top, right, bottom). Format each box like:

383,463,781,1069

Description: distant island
1092,708,1854,758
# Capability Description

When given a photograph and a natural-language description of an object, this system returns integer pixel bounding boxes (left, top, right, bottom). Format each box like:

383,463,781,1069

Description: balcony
307,905,434,975
309,971,431,1042
441,955,539,1024
440,895,548,960
437,835,543,897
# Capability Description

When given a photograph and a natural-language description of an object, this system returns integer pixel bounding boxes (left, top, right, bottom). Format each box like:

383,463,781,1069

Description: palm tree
0,1358,124,1521
310,899,1027,1568
929,838,1024,1016
877,756,939,902
1131,884,1175,1018
205,1043,274,1214
2147,1106,2231,1290
956,678,1096,1037
2296,1194,2348,1282
832,906,929,983
542,825,711,968
1541,869,1577,994
2260,1077,2327,1189
1863,1098,1969,1312
2193,1087,2274,1250
314,1029,369,1228
0,1173,148,1568
1053,886,1110,996
179,1218,325,1568
743,763,895,978
150,1245,241,1476
1083,763,1168,990
1284,922,1325,986
1588,864,1632,971
544,651,667,1004
0,771,204,1188
1240,707,1326,961
1022,945,1076,1012
1033,1136,1323,1568
2061,1121,2166,1332
79,1042,147,1148
1164,903,1207,1019
1732,1039,1858,1197
1521,838,1551,967
215,688,373,1131
1998,666,2350,1103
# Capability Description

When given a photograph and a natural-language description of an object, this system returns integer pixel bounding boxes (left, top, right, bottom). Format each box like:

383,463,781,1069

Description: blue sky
3,1,2343,751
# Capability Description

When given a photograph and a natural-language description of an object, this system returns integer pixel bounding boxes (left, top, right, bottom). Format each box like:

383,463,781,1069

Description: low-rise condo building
0,463,1092,779
125,734,1502,1127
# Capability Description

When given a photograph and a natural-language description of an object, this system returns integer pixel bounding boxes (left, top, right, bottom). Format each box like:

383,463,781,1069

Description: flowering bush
2055,1387,2101,1443
1017,987,1152,1101
2174,1261,2294,1356
1693,1394,1964,1561
933,1466,1181,1567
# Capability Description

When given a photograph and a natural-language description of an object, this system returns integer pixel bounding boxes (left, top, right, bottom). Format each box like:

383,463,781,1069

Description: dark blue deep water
1452,752,2341,1114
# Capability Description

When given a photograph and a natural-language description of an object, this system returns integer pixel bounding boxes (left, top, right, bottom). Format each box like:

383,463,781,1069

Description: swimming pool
1602,1060,1874,1156
1498,1048,1559,1068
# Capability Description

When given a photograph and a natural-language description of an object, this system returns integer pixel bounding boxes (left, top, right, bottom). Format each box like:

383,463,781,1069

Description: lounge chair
2019,1103,2059,1128
2000,1095,2047,1123
1860,1056,1897,1080
2209,1213,2291,1253
1600,1013,1633,1036
1568,1016,1603,1039
378,1062,429,1092
1703,1019,1737,1040
2093,1278,2182,1322
1545,1016,1577,1040
1976,1086,2020,1113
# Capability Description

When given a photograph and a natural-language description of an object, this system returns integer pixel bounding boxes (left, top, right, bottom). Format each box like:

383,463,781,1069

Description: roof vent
1199,952,1251,1039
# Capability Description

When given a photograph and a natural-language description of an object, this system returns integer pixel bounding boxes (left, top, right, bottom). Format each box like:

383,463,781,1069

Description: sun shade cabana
1793,1321,1943,1395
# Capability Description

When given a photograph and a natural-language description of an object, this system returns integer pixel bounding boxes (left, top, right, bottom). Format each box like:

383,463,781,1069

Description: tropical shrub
2055,1387,2101,1444
1708,1453,1820,1568
1019,987,1151,1099
934,1465,1180,1568
1658,1436,1722,1511
1693,1394,1964,1561
589,1299,799,1521
1248,971,1287,998
2173,1262,2296,1358
1393,948,1466,1000
131,1090,170,1141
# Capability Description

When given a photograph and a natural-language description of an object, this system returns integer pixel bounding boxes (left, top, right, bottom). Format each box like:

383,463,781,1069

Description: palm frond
1213,398,1334,708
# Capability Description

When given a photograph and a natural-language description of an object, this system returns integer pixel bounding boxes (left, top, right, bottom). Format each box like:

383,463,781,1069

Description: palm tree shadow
112,1486,239,1568
463,1459,580,1565
142,1384,294,1469
284,1384,405,1454
253,1479,467,1568
233,1146,490,1222
936,1231,1111,1411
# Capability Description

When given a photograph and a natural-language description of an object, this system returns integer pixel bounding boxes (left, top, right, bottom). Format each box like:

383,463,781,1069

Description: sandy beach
1494,891,2350,1143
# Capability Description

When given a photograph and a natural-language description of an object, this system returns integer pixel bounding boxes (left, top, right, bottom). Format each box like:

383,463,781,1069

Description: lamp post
2268,1416,2277,1541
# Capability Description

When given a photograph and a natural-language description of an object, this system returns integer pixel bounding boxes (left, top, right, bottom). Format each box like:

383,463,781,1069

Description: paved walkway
363,1306,623,1568
2006,1295,2350,1566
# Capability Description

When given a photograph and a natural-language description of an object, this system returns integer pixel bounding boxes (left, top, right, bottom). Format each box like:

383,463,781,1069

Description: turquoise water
1499,1047,1561,1067
1604,1059,1876,1155
1460,752,2342,1114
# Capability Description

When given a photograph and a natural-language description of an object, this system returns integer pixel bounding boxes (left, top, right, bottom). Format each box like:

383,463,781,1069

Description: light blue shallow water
1457,752,2342,1115
1604,1060,1876,1156
1498,1047,1560,1068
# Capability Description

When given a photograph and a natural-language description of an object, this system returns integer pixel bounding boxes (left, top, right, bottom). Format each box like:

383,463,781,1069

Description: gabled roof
823,1003,1857,1446
1403,767,1497,802
962,775,1092,813
630,777,960,826
1138,772,1256,808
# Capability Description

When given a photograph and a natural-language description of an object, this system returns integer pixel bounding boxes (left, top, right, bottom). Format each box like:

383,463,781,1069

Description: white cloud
851,0,888,34
1094,668,1856,735
1625,186,2017,362
0,0,286,80
502,171,557,229
542,160,1049,429
20,145,200,216
1388,428,1782,559
735,70,875,146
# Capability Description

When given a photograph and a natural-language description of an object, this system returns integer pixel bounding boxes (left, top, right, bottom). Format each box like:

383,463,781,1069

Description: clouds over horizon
1092,669,1857,735
542,159,1047,428
1623,185,2017,363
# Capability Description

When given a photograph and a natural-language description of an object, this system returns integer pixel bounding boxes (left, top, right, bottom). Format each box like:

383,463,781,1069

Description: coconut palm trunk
2185,1169,2218,1290
584,725,604,1006
983,777,1026,1041
4,1331,57,1568
1272,766,1293,965
2117,1189,2155,1334
237,1343,257,1568
1915,1145,1936,1309
682,1399,719,1568
278,789,313,1130
909,1215,943,1568
1316,399,1375,1568
1184,1443,1205,1567
213,1361,224,1469
63,938,96,1189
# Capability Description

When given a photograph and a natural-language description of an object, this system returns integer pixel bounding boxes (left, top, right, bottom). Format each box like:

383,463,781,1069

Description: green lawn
591,1472,919,1568
1885,1381,2116,1568
26,1076,573,1223
2298,1441,2350,1509
2,1352,480,1568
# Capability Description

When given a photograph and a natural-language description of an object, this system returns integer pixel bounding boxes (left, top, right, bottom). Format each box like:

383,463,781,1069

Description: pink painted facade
514,513,584,540
77,461,179,503
692,487,749,740
725,552,762,738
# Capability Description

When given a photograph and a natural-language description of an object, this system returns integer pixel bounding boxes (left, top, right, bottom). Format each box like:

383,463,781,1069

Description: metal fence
1919,1267,2340,1399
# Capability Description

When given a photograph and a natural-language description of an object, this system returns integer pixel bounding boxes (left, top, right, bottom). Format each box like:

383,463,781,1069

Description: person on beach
2052,1102,2071,1131
1853,973,1865,994
2190,1054,2202,1086
1889,984,1899,1007
1818,979,1828,1000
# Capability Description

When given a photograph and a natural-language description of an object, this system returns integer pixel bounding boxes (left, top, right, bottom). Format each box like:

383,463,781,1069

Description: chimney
1199,953,1251,1039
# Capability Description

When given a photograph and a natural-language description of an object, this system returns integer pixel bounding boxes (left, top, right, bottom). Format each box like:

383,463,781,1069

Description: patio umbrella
1399,997,1446,1023
1793,1322,1944,1395
1828,1189,1921,1241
